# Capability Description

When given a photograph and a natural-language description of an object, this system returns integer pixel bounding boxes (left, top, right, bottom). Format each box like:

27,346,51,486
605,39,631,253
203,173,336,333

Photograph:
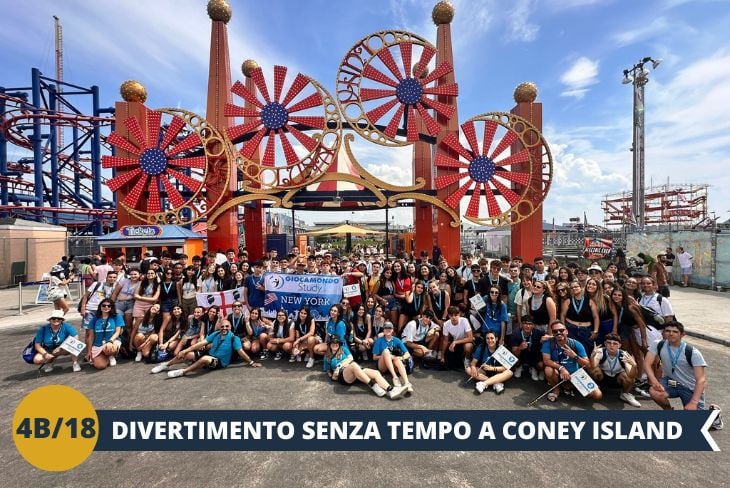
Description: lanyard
397,278,405,290
618,306,624,324
571,296,585,315
521,331,531,349
606,351,620,373
531,294,543,311
640,294,654,307
50,327,61,345
163,282,173,295
432,291,442,311
231,314,242,332
414,294,422,311
668,342,685,374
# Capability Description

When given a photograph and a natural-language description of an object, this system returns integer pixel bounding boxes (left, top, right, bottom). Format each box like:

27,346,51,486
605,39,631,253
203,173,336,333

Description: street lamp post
622,56,661,230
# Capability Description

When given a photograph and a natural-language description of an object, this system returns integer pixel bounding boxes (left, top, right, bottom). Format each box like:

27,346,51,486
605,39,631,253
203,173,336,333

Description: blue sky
2,0,730,227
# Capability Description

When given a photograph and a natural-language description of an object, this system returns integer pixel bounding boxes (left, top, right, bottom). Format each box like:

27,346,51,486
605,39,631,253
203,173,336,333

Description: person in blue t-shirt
324,336,405,399
244,261,266,309
478,285,507,343
32,310,81,373
313,304,350,358
152,321,262,377
372,322,413,393
541,321,602,402
467,330,514,394
85,298,125,370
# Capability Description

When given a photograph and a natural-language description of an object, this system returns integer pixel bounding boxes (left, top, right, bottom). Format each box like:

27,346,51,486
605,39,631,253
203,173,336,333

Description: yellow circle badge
12,385,98,471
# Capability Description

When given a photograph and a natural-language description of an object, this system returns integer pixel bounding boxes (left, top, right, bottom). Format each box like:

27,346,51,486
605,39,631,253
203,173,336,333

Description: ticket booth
97,225,205,266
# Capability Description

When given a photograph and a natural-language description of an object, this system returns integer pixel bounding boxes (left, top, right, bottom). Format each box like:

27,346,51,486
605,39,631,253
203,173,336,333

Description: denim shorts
160,299,179,313
660,376,705,409
116,299,134,315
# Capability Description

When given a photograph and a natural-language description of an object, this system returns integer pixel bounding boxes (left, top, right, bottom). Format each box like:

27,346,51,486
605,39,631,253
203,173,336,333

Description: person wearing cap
324,335,406,399
587,263,603,278
373,321,413,392
511,316,546,381
32,310,82,373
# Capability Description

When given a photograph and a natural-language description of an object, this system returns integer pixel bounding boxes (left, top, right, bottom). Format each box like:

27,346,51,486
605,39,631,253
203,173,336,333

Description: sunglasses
558,288,567,292
233,304,242,308
552,329,567,334
100,304,112,308
50,317,63,321
489,291,500,295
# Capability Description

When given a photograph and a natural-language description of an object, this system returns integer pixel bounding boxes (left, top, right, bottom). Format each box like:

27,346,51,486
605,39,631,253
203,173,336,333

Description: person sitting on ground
402,309,440,359
541,320,602,403
313,304,350,358
510,316,546,381
158,305,185,356
372,321,413,393
351,303,373,361
291,307,316,363
468,330,514,395
324,336,406,399
590,333,642,407
130,303,163,363
152,320,262,377
268,309,295,360
440,305,474,370
32,310,82,373
86,299,124,370
173,306,204,357
245,307,273,359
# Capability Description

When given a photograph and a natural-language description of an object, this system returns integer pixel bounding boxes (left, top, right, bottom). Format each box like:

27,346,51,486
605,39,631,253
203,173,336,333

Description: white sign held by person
60,335,86,355
342,284,360,298
491,345,518,370
196,286,245,316
469,294,486,311
570,368,599,397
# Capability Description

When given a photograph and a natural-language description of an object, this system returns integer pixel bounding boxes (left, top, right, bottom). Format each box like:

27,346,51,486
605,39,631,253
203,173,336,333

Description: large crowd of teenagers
31,246,721,425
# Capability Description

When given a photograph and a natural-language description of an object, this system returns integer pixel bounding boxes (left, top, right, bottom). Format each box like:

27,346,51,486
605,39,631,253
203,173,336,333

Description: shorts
116,299,134,315
598,374,622,389
91,340,121,358
393,298,406,312
660,377,705,409
383,296,396,311
133,300,153,319
193,351,222,369
160,299,179,313
681,266,692,276
336,372,353,386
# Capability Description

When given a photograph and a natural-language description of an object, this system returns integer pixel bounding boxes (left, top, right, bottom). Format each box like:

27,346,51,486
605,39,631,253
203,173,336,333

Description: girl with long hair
585,277,617,345
560,280,599,355
132,269,159,329
350,303,373,360
291,307,316,363
131,302,163,362
159,305,185,354
268,309,295,360
86,298,124,370
480,285,508,344
180,266,199,319
526,280,557,334
399,280,428,332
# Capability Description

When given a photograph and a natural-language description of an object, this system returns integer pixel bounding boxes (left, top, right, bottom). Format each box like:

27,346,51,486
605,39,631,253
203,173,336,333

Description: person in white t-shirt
676,247,693,287
439,306,474,370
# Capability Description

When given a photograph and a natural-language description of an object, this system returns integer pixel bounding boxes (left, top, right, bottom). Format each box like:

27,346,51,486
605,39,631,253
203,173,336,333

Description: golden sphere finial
120,80,147,103
207,0,232,23
432,1,455,25
242,59,260,77
514,81,539,103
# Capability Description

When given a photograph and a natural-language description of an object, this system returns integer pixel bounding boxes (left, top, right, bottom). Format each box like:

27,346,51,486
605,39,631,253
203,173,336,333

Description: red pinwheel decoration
435,114,540,225
102,108,229,223
225,65,340,189
337,32,458,146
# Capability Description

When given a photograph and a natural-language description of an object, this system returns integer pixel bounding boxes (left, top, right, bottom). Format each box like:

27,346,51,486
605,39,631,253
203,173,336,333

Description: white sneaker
393,377,402,387
306,357,315,368
620,392,641,408
475,381,486,394
289,354,297,363
425,350,436,359
387,385,406,399
167,369,184,378
514,367,523,379
634,386,650,398
42,363,54,373
135,351,143,362
274,351,283,361
494,383,505,394
109,356,117,367
530,367,540,381
72,363,81,373
538,370,545,381
405,382,413,394
151,363,169,374
371,383,387,397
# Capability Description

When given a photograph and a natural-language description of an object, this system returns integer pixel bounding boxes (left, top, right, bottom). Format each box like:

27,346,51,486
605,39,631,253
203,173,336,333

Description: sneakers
513,366,523,379
620,392,642,408
393,377,402,388
634,385,651,398
135,351,143,362
167,369,184,378
274,351,283,361
710,404,724,431
306,357,315,368
289,354,297,363
538,370,545,381
260,350,270,360
530,367,540,381
425,350,436,359
371,383,387,397
151,362,169,374
72,362,81,373
42,363,54,373
109,356,117,367
405,382,414,394
494,383,505,394
387,385,406,399
475,381,486,394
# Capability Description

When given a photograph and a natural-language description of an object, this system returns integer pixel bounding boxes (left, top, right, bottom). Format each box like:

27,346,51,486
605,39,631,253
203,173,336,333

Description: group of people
27,248,721,425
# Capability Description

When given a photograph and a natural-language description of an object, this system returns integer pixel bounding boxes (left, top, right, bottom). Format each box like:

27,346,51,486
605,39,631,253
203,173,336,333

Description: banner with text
263,273,343,321
583,237,613,260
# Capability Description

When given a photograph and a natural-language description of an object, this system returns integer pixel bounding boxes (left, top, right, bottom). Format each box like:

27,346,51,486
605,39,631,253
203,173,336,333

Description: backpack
600,348,628,371
639,294,669,329
77,282,101,314
656,340,694,367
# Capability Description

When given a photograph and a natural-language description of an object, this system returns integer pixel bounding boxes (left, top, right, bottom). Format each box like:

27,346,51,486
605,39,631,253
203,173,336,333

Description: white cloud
612,17,670,47
506,0,540,42
560,57,599,98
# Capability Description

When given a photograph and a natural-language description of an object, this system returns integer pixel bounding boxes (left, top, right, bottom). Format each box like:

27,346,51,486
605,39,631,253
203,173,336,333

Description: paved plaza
0,285,728,487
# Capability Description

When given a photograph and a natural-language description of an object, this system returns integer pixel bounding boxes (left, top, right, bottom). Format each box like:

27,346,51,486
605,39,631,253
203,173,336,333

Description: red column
205,18,239,253
434,22,460,265
510,101,543,261
114,101,147,228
